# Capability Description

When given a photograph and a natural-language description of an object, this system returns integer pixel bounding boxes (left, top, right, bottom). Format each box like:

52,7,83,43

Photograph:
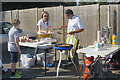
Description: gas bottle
83,56,94,80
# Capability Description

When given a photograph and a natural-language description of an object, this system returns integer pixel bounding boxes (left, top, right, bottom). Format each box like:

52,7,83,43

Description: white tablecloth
19,42,53,49
77,45,120,57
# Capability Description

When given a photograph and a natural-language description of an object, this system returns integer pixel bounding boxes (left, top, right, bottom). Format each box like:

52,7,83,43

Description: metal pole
98,3,101,31
108,1,112,40
108,5,110,28
45,49,47,74
16,9,19,19
10,10,12,22
18,9,19,19
36,7,38,32
62,5,65,43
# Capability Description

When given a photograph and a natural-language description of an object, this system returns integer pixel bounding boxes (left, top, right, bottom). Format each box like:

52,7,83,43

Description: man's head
11,19,20,28
65,9,73,19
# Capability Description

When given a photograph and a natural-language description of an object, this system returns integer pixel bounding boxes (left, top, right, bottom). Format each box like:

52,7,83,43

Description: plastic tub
38,34,50,39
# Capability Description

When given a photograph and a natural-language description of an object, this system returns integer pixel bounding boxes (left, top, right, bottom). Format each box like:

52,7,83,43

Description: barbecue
54,43,77,79
55,43,73,50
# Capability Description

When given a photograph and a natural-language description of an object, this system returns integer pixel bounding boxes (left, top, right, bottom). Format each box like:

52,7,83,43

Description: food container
38,34,50,39
36,53,54,66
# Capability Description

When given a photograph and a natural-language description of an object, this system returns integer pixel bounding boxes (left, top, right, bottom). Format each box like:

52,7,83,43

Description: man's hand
68,31,74,35
59,25,64,30
44,31,48,34
48,30,54,34
18,50,21,55
59,24,68,30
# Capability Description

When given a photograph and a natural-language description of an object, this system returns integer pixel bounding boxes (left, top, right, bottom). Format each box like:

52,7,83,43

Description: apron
66,23,79,59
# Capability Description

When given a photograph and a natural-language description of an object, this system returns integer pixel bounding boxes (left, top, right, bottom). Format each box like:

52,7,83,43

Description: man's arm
59,24,68,29
68,29,84,34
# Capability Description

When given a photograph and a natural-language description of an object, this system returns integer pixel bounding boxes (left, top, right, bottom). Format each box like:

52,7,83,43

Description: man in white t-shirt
60,9,84,66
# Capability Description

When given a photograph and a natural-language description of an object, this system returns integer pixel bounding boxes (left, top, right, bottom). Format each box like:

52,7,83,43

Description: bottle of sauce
26,34,29,42
112,33,116,45
108,34,111,44
104,35,107,44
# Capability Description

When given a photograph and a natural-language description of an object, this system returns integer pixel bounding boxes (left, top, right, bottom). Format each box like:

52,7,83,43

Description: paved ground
2,48,82,80
2,64,79,79
2,48,120,80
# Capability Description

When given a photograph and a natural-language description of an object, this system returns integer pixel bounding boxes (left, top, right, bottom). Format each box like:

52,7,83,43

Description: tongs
52,28,62,35
52,28,59,31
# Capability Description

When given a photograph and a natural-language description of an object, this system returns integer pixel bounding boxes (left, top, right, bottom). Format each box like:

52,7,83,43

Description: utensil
57,32,62,34
55,43,73,48
53,28,59,31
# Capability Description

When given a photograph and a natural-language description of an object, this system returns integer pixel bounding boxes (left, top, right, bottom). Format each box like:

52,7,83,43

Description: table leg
83,53,85,71
69,50,77,73
19,55,20,67
34,47,39,64
55,49,57,70
79,53,85,78
102,57,108,72
18,46,24,67
19,46,23,67
97,56,104,78
45,49,47,74
35,47,38,55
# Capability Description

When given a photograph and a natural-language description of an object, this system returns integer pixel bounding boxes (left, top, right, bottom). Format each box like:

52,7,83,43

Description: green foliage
64,2,120,6
78,2,120,6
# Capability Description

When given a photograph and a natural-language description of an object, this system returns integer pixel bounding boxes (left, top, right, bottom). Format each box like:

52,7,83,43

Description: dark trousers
73,40,79,66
